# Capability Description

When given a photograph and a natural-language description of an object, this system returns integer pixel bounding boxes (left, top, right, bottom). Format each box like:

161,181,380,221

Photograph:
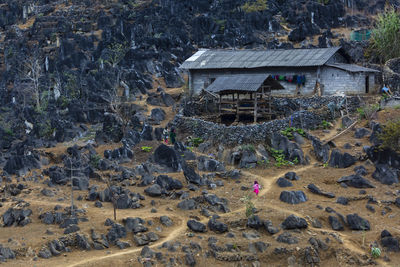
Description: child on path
253,181,260,196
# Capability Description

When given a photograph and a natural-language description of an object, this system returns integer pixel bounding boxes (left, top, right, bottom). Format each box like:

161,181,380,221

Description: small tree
240,194,255,218
23,53,43,111
369,9,400,63
379,119,400,152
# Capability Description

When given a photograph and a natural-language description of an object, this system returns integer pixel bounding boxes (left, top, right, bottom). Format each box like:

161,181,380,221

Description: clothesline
273,75,306,85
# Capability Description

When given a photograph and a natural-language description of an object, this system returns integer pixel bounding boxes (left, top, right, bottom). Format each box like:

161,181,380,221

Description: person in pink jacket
253,181,260,196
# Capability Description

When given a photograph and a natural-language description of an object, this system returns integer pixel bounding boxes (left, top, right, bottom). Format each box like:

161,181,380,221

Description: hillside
1,0,400,266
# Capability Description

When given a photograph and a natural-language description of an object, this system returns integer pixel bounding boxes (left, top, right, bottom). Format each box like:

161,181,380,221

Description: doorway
365,75,369,93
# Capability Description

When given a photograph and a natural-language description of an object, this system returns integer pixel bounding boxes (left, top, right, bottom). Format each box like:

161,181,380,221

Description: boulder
160,216,173,227
76,233,91,250
247,215,264,229
307,184,335,198
264,220,279,235
277,232,298,244
239,150,258,169
0,245,15,259
141,124,153,141
380,230,400,252
311,137,330,163
106,223,127,243
354,165,368,176
121,129,141,147
337,174,375,188
144,184,162,197
284,172,300,180
208,218,228,233
183,164,202,185
355,128,371,138
198,156,225,172
281,215,307,230
155,175,183,190
123,217,148,233
149,108,166,123
372,164,399,185
328,149,356,168
153,144,180,172
336,197,349,205
279,191,307,204
177,199,198,210
346,214,370,230
187,220,207,233
4,154,41,175
271,133,306,164
328,216,344,231
276,178,293,187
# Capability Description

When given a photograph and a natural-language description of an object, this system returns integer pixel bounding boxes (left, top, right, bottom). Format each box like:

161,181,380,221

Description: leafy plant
320,120,332,129
240,144,256,152
90,154,101,169
369,9,400,63
257,159,269,167
379,119,400,152
241,0,268,13
280,127,306,140
4,128,13,136
192,137,204,147
240,194,255,218
323,162,329,168
269,148,295,167
141,146,152,152
370,246,381,258
356,104,379,120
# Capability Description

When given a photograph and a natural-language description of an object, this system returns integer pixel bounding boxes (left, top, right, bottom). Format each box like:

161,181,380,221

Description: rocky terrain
1,0,400,266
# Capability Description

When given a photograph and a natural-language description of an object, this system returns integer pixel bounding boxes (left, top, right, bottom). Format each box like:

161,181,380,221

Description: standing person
169,128,176,144
253,181,260,196
162,127,169,144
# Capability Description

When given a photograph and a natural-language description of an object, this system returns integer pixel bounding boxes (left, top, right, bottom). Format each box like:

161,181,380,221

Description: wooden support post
254,93,257,123
236,93,239,121
218,94,221,122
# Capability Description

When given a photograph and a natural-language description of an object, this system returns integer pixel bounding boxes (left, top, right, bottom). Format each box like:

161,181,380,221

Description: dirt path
67,162,386,267
67,216,186,267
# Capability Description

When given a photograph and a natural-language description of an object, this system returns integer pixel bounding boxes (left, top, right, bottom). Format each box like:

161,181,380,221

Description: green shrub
320,120,332,129
240,195,255,218
141,146,152,152
356,104,379,120
240,144,256,152
371,246,381,258
4,128,13,136
280,127,306,140
379,119,400,152
369,9,400,63
90,154,101,168
269,148,296,167
241,0,268,13
192,137,204,147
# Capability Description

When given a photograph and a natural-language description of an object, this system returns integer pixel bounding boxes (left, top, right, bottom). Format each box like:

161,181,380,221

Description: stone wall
172,110,325,146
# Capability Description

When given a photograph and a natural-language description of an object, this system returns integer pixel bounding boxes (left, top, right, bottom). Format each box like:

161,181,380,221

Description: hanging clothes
302,75,306,85
296,75,302,85
279,75,285,81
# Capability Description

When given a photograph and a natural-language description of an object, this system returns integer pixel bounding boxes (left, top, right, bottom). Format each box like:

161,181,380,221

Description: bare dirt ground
3,104,400,267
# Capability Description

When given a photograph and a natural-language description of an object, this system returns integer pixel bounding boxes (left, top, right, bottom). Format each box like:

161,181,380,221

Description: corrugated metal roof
326,63,380,73
206,74,284,93
181,47,341,69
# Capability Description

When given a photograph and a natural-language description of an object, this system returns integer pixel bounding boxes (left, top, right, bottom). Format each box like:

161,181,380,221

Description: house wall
320,66,376,95
189,67,319,96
